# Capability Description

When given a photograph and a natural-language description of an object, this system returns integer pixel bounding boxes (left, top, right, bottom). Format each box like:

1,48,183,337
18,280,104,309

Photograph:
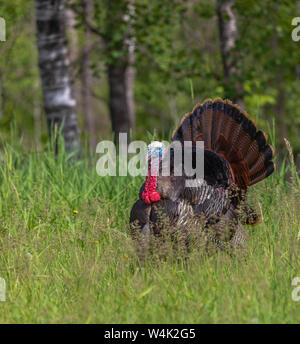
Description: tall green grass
0,136,299,324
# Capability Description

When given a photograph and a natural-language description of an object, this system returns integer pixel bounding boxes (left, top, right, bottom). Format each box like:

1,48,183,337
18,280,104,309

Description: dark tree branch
70,2,107,43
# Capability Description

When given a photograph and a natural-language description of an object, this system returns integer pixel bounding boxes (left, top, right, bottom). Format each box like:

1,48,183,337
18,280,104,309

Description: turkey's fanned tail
172,98,275,189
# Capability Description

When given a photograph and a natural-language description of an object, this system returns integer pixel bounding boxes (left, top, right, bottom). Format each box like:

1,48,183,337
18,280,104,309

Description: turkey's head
142,141,164,205
142,142,185,205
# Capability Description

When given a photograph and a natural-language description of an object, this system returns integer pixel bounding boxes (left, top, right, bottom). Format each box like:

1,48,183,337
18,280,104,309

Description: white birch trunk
35,0,81,154
82,0,96,149
217,0,244,109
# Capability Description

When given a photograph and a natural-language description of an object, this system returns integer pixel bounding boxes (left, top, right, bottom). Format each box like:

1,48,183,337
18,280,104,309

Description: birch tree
217,0,244,109
35,0,81,154
82,0,96,148
75,0,136,144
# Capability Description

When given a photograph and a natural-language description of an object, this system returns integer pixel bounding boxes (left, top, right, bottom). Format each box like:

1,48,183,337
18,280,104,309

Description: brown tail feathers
172,98,275,190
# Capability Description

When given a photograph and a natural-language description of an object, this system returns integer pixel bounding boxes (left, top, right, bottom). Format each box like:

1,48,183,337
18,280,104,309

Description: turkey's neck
142,161,161,205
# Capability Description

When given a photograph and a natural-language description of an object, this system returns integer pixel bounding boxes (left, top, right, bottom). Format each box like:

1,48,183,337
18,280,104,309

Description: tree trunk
272,3,287,143
124,0,136,136
108,65,132,142
107,0,136,144
65,3,79,79
124,56,136,138
296,66,300,80
35,0,81,154
217,0,244,109
296,1,300,81
65,2,81,110
82,0,96,149
33,96,42,150
0,72,5,120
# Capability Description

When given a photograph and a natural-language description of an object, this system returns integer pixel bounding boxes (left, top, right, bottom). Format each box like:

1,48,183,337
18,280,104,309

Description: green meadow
0,134,299,324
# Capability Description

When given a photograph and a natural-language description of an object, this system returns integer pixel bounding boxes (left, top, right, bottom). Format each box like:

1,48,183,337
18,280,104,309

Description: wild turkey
130,98,274,253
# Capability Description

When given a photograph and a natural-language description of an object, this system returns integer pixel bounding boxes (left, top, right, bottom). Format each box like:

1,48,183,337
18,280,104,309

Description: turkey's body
131,179,244,252
130,98,274,255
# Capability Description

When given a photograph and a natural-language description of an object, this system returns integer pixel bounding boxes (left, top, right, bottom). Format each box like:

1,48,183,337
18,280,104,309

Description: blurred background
0,0,299,164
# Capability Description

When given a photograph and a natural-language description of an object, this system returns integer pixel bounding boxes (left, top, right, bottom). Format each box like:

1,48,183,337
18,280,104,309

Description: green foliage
1,0,299,159
0,0,43,140
234,0,300,152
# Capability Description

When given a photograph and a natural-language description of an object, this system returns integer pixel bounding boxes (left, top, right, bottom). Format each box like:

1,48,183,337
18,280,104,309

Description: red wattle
142,164,161,204
142,192,151,205
150,192,161,202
